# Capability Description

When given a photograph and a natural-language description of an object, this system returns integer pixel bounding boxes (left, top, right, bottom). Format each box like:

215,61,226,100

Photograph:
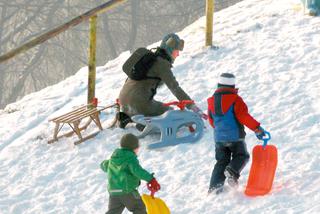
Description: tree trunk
125,0,139,51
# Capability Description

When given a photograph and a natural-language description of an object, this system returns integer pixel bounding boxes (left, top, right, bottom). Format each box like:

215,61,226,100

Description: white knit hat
218,73,236,86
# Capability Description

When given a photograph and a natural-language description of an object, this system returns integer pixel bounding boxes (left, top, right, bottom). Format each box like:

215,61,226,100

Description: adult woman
118,33,204,128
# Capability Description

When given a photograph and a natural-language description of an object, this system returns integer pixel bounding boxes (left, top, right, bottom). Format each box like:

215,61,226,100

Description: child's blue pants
209,141,250,189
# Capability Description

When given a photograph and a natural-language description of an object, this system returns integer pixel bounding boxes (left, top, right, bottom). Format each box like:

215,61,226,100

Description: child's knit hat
218,73,236,88
120,133,139,150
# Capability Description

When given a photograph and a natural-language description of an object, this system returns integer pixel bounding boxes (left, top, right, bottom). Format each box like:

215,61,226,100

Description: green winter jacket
100,148,153,196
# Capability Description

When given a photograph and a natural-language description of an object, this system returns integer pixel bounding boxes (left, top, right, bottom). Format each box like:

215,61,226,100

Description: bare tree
0,0,242,109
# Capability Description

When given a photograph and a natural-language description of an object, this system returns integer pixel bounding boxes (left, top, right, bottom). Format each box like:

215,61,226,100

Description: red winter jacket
207,87,260,132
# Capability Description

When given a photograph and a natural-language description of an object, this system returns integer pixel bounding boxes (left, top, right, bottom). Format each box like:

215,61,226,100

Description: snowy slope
1,0,320,213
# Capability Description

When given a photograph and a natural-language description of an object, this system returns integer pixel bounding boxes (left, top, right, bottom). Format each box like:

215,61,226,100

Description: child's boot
208,183,224,195
224,166,239,188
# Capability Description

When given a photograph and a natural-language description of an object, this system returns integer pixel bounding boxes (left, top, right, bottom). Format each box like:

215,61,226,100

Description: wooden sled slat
48,103,119,145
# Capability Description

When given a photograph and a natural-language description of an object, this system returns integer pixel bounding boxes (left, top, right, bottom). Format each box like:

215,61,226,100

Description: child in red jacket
207,73,267,194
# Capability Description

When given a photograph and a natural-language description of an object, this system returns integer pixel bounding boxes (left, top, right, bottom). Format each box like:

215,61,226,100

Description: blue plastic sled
131,100,204,149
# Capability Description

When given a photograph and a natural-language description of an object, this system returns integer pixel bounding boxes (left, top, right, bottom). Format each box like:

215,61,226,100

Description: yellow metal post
205,0,214,46
88,15,97,104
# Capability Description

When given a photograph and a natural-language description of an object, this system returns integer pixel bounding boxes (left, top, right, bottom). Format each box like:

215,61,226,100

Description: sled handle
262,131,271,148
150,189,156,198
163,100,195,110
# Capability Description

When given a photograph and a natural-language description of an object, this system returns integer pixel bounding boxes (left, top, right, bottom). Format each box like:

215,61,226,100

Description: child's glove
190,105,208,120
255,126,266,140
147,178,161,193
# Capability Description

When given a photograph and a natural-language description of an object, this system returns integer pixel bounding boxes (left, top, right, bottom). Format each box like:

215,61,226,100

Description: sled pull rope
262,131,271,148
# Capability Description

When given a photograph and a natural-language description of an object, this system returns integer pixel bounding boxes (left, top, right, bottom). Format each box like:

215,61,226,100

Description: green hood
100,148,153,195
110,148,136,166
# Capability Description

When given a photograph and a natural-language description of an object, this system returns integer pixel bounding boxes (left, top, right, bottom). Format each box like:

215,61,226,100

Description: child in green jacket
101,133,160,214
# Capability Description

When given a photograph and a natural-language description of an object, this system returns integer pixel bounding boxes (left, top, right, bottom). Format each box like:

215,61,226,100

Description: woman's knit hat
120,133,139,150
160,33,184,55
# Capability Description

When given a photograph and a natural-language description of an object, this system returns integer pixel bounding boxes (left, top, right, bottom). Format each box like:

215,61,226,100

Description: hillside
0,0,319,213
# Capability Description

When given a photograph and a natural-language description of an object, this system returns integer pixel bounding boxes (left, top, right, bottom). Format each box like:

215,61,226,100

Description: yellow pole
88,15,97,105
205,0,214,46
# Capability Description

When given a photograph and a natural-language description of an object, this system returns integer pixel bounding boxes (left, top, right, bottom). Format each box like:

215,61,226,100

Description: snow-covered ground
1,0,319,213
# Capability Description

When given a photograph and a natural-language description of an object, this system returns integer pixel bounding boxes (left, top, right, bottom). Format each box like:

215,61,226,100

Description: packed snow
0,0,319,213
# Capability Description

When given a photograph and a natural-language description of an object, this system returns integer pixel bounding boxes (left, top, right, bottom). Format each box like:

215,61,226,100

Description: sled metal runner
48,103,119,145
245,132,278,196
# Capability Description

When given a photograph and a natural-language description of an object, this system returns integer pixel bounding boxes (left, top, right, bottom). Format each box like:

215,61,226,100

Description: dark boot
208,183,224,195
116,112,132,128
225,141,250,187
224,166,239,188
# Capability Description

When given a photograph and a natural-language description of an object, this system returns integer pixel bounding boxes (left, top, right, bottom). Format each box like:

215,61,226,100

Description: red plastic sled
245,136,278,196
